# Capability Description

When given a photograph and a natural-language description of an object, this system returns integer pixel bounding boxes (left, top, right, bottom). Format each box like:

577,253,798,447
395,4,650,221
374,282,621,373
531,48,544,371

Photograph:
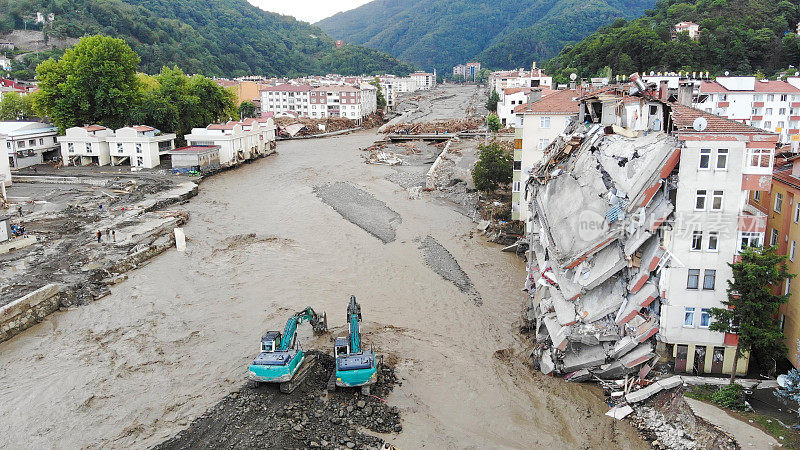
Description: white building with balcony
695,77,800,144
184,123,247,167
259,84,312,117
58,125,114,166
1,121,60,169
106,126,175,169
657,106,777,375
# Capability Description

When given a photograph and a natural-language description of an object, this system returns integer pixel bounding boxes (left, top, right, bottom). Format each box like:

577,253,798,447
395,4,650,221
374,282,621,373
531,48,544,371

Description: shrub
711,383,746,410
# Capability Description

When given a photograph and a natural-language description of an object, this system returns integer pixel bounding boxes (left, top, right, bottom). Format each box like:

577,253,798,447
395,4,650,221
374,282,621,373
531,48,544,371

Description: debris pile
526,122,679,379
383,119,482,135
155,352,402,449
275,117,357,137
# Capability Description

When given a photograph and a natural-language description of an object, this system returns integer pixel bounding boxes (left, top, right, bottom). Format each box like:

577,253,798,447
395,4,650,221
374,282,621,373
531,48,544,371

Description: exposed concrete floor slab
684,398,780,449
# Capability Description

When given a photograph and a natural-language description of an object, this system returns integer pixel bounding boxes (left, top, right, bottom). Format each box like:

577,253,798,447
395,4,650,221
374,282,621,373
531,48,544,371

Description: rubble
382,119,482,135
526,109,679,379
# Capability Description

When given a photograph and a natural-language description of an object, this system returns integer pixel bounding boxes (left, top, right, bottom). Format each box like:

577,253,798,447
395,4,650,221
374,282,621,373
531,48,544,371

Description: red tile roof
699,80,800,93
514,89,580,114
772,164,800,190
132,125,154,132
670,103,775,134
260,83,312,92
207,123,236,130
83,125,106,132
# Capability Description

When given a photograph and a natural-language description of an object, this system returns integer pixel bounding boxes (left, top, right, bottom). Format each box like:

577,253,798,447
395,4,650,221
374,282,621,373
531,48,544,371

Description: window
771,227,779,246
711,190,723,210
695,190,707,210
700,308,711,328
781,314,786,332
754,191,762,202
780,108,787,115
684,307,696,326
691,231,703,250
699,149,711,169
739,232,763,251
793,241,797,261
28,139,35,146
775,192,783,213
17,141,24,148
768,94,775,102
755,94,764,102
513,181,521,192
708,232,719,251
765,121,773,128
135,143,142,154
540,117,551,128
766,108,773,115
747,148,771,168
513,160,521,170
85,143,92,153
538,139,549,150
786,277,792,296
67,142,74,153
687,269,700,289
38,138,43,145
781,94,788,102
703,269,716,290
796,203,800,223
716,149,728,170
117,143,123,153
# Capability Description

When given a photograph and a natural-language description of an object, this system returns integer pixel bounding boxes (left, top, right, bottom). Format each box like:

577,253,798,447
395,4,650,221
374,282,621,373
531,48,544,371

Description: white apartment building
674,21,700,40
359,83,378,117
0,142,10,186
658,107,777,375
106,126,176,169
239,117,276,156
1,121,59,169
260,84,312,117
185,123,247,167
489,66,553,94
410,72,436,91
498,87,537,127
376,76,397,110
512,89,579,225
58,125,113,166
695,77,800,143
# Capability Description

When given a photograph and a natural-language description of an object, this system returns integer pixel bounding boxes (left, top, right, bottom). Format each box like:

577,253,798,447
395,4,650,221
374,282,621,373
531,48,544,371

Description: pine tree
709,246,794,384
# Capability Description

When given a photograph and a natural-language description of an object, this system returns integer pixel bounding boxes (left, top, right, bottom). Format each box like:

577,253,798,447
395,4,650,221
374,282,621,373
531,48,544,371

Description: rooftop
514,89,581,114
260,83,312,92
699,80,800,93
670,103,775,134
171,145,220,153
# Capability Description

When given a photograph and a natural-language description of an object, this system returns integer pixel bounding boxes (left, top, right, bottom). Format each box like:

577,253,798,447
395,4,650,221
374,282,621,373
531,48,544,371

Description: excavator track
280,354,317,394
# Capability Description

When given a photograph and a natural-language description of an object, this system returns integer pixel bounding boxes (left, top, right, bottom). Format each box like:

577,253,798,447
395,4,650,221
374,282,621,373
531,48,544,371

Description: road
0,86,646,449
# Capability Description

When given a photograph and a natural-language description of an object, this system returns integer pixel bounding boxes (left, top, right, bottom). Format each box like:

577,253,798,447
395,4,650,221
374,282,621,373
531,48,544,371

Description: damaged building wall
525,85,778,378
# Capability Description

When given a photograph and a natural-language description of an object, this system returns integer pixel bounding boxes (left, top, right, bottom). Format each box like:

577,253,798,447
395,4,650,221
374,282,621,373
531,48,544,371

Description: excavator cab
334,337,349,358
260,331,281,353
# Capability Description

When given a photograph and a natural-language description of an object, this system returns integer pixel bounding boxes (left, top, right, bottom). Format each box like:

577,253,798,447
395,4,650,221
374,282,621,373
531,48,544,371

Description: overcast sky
248,0,372,23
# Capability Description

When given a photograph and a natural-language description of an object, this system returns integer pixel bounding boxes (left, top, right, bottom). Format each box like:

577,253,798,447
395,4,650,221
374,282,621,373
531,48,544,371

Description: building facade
58,125,113,166
260,84,312,117
2,121,60,169
106,126,176,169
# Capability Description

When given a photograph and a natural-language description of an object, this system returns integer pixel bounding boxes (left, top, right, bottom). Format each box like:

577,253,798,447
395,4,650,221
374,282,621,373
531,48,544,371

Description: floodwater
0,87,646,449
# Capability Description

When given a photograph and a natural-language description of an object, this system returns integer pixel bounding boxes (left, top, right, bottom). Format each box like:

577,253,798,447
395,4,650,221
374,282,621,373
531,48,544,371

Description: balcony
738,203,767,233
718,101,730,107
753,102,764,107
792,102,800,108
751,116,763,121
791,116,800,122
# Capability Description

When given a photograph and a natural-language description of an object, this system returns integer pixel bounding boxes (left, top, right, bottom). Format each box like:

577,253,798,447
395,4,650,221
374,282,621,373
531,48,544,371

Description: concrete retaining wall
12,175,109,186
0,284,64,343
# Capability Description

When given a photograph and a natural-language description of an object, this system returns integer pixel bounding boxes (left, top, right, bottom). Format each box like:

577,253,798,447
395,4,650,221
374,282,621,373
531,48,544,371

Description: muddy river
0,88,646,449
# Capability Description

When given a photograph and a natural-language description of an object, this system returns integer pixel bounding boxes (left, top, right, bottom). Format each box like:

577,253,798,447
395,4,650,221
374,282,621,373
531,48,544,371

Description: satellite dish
796,71,799,76
650,71,655,76
693,117,708,132
725,71,730,76
569,73,578,81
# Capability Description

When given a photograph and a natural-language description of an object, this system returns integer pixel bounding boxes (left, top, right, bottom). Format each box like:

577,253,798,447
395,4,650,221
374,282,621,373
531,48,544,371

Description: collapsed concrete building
525,81,778,379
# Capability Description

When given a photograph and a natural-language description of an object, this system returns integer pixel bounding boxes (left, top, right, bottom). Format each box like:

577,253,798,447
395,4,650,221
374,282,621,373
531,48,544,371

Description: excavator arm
278,307,327,350
347,296,362,354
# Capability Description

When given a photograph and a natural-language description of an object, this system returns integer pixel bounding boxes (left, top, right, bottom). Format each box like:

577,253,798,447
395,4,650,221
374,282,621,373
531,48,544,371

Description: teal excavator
330,296,379,394
248,307,327,393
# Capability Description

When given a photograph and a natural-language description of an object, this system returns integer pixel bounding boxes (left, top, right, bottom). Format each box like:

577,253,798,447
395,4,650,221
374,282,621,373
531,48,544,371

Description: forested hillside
316,0,655,73
545,0,800,82
0,0,415,78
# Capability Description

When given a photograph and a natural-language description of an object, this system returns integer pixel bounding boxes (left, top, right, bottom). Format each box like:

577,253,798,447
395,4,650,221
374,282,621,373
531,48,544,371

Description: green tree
35,35,141,132
452,74,465,83
370,77,386,110
472,142,512,192
131,66,237,142
486,89,500,112
0,92,37,120
476,68,491,84
709,246,794,383
486,113,501,133
239,101,257,119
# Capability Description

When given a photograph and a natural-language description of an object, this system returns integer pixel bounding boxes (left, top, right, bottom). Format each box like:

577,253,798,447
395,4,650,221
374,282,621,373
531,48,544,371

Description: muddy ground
156,352,401,449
